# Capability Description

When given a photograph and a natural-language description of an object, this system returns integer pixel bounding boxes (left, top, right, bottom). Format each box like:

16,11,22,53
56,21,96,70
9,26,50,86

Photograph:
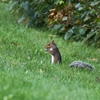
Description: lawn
0,3,100,100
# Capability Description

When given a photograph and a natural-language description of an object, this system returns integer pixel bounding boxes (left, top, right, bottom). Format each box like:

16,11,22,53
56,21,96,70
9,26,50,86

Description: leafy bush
8,0,100,47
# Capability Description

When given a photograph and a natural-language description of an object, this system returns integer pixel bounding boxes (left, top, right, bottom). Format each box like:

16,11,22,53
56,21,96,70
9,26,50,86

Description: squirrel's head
45,40,57,55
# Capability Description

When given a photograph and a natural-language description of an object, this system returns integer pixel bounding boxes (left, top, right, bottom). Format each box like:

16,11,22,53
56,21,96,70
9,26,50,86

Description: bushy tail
69,61,94,70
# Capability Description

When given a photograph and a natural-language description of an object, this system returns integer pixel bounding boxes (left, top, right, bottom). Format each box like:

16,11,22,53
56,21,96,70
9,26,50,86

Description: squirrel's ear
52,40,54,44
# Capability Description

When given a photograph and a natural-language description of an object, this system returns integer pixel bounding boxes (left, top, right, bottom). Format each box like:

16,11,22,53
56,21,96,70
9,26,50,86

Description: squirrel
45,40,94,69
45,40,61,64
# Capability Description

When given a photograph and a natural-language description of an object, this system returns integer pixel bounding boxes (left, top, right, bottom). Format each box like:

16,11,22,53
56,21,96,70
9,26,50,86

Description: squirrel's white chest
50,54,54,64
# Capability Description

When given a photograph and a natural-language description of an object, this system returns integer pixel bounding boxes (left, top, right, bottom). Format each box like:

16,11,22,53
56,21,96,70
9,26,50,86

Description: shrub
8,0,100,47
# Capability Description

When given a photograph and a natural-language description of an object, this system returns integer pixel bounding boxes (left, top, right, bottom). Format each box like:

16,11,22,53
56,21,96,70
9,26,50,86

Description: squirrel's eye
48,44,50,46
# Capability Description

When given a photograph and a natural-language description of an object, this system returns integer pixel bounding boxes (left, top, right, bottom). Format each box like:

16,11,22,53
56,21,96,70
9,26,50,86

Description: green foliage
72,1,100,47
8,0,53,28
8,0,100,47
64,26,87,41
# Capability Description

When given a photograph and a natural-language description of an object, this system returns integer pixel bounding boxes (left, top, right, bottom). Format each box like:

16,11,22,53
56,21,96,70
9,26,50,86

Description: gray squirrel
45,40,94,69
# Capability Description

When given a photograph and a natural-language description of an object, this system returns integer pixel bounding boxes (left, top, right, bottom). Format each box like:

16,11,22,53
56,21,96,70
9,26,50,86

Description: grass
0,3,100,100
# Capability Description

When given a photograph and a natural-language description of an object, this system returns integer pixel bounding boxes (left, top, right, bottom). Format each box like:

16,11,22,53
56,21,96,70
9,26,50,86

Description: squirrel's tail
69,61,94,70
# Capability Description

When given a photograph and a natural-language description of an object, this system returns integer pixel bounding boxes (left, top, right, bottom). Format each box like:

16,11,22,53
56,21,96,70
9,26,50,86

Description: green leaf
75,3,81,8
54,0,60,5
73,27,87,35
62,17,68,21
20,1,29,11
64,29,74,40
18,13,26,23
83,30,96,42
59,0,64,4
94,18,100,23
78,7,83,11
53,24,62,30
90,1,100,6
8,1,18,10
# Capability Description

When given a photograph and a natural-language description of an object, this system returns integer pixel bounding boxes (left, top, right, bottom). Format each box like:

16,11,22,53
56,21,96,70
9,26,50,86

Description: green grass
0,3,100,100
